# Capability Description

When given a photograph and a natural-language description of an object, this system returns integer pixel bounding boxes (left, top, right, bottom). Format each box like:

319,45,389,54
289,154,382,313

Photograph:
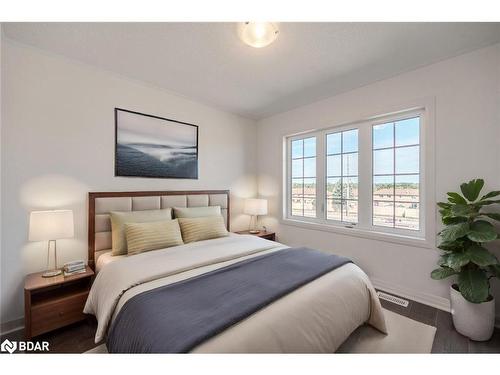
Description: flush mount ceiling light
237,22,279,48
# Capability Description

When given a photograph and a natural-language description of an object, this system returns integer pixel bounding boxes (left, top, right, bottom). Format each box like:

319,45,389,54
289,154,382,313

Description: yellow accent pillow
125,220,184,255
110,209,172,256
178,216,229,243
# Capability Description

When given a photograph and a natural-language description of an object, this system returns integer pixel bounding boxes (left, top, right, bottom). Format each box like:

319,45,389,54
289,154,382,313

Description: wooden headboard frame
88,190,230,270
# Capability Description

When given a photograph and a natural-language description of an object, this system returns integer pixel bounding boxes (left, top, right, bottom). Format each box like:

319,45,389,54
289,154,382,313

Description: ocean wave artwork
115,109,198,179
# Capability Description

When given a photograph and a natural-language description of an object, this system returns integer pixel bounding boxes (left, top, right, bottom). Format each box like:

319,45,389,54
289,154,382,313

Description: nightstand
24,266,94,339
235,230,276,241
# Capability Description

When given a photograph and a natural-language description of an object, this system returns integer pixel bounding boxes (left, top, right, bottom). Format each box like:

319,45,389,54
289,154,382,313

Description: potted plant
431,179,500,341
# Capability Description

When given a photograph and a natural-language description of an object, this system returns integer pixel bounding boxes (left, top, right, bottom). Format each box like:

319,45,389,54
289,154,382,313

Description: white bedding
84,234,386,352
96,251,124,273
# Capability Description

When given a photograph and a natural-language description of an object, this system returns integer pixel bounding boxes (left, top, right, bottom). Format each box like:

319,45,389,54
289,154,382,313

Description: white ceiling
4,23,500,119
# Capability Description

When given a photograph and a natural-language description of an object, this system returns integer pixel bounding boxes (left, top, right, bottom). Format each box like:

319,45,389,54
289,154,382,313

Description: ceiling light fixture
237,22,279,48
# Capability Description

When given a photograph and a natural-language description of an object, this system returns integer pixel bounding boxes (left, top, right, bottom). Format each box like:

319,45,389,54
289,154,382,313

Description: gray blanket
106,247,351,353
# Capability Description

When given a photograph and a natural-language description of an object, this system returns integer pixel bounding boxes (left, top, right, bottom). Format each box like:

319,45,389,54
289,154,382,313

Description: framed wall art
115,108,198,179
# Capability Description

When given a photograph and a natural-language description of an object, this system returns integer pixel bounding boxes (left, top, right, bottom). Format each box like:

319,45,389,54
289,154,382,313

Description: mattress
85,234,386,352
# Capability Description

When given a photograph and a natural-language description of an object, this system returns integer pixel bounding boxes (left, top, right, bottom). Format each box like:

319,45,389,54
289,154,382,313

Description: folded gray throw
107,247,351,353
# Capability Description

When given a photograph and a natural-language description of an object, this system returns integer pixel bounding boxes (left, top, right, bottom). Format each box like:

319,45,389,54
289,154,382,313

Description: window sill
280,218,434,249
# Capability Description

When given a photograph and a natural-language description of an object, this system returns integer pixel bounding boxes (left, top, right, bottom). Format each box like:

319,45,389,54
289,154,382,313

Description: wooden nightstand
24,266,94,339
235,230,276,241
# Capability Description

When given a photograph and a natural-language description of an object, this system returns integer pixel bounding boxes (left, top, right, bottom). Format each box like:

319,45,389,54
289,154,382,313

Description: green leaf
467,220,497,243
431,267,457,280
437,255,448,266
460,179,484,202
444,252,470,271
437,240,461,251
474,199,500,207
480,190,500,201
442,216,468,225
447,192,467,205
489,264,500,278
440,222,470,242
481,212,500,221
465,244,498,266
437,202,452,209
450,204,474,217
458,269,489,303
439,209,451,219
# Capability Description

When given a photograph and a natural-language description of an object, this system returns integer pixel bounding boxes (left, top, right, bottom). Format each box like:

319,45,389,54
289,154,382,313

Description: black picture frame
114,108,199,179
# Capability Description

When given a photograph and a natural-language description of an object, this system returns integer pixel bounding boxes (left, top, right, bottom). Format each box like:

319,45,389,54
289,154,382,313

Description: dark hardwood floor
1,318,101,354
2,290,499,353
377,292,500,353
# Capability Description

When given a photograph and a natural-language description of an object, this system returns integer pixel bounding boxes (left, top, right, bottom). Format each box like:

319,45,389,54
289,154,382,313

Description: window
373,117,420,230
291,137,316,218
286,109,427,241
326,129,358,223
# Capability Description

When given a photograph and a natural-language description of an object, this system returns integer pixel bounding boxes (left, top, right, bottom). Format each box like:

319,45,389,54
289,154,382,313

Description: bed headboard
88,190,230,270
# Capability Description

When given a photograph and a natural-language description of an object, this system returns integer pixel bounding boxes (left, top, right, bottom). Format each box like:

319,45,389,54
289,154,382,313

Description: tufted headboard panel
88,190,230,270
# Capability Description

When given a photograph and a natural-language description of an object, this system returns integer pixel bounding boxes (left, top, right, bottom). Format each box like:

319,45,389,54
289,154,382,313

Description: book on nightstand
63,260,86,275
63,268,88,277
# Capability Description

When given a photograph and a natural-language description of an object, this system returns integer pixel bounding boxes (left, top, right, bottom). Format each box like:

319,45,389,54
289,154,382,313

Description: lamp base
249,230,260,234
42,269,62,278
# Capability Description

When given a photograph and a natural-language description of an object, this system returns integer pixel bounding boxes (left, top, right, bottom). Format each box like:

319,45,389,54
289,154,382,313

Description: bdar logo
1,339,17,354
0,339,49,353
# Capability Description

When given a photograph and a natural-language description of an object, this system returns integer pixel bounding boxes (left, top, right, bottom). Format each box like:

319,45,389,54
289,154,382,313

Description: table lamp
29,210,74,278
244,198,268,234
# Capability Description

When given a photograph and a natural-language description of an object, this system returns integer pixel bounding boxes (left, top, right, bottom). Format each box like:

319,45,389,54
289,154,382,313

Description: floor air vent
377,291,409,307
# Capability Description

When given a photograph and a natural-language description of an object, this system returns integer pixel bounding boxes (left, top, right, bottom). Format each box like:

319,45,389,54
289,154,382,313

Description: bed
84,190,386,353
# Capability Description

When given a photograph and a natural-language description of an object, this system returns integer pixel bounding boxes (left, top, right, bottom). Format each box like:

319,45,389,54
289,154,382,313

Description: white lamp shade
244,199,268,216
29,210,74,241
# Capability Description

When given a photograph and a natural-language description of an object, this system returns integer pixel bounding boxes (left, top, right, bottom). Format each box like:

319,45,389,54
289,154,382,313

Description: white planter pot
450,285,495,341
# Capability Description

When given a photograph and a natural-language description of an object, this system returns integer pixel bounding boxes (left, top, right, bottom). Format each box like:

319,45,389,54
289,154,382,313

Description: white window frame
324,126,360,225
369,111,424,236
286,130,324,222
282,101,435,249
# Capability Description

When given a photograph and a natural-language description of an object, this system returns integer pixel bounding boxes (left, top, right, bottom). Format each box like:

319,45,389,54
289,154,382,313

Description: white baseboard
0,317,24,335
372,277,500,328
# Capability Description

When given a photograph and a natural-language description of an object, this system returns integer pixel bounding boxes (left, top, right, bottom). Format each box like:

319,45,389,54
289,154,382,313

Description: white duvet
84,234,386,352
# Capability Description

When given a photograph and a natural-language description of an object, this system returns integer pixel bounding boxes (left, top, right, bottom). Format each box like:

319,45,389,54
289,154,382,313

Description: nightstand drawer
234,230,276,241
260,233,276,241
31,291,88,337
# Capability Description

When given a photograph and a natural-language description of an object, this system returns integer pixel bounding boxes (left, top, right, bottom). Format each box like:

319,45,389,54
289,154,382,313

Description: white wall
257,44,500,315
0,26,3,327
0,40,257,324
